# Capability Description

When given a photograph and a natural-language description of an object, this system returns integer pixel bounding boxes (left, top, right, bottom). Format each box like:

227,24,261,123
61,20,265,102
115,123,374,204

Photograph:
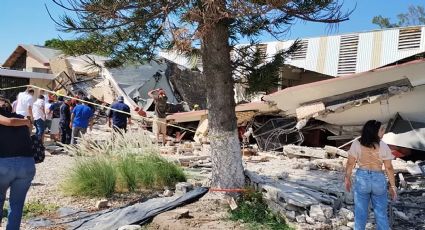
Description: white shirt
15,92,34,117
33,98,46,120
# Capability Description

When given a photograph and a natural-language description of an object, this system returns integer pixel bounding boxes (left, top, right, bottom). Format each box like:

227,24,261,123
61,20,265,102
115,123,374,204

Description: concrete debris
118,225,142,230
393,208,410,221
283,145,329,159
312,159,344,171
295,214,306,223
163,189,174,197
346,222,354,228
175,182,193,195
309,205,326,222
324,145,348,158
305,215,315,224
169,208,191,219
95,199,109,209
286,211,296,220
339,208,354,221
339,226,352,230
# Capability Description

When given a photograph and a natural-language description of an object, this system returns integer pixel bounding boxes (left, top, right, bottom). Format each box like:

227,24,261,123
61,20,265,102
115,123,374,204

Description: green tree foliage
44,36,112,56
372,5,425,28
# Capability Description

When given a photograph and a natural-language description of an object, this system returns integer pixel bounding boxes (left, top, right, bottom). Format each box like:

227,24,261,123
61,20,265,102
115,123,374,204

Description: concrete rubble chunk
321,204,333,219
306,215,315,224
163,189,174,197
175,182,193,195
285,211,296,220
118,225,142,230
95,199,109,209
295,214,306,223
346,221,354,228
312,159,344,171
339,208,354,221
394,209,409,221
170,208,191,219
324,145,348,158
283,145,328,159
309,204,326,222
339,226,352,230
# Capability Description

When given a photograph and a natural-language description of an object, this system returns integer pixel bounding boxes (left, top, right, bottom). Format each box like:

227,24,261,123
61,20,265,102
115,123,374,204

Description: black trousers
60,122,72,144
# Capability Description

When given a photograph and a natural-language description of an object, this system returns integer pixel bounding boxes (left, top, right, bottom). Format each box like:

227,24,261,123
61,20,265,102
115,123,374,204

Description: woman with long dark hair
0,96,35,230
345,120,396,230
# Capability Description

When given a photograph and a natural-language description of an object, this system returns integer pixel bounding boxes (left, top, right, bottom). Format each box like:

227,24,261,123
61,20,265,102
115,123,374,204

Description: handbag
31,135,45,163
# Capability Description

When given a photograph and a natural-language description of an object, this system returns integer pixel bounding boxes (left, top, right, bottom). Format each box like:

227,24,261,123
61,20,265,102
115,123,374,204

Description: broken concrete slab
118,225,142,230
283,145,329,159
175,182,194,195
324,145,348,158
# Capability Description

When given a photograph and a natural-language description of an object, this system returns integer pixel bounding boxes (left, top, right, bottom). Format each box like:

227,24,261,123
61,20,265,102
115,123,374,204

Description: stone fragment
296,214,306,223
306,215,315,224
286,211,296,220
95,199,109,209
309,204,326,222
365,223,374,230
284,203,301,212
118,225,142,230
339,226,352,230
175,182,193,195
339,208,354,221
163,189,174,197
394,209,409,221
170,208,191,219
321,204,333,219
346,222,354,228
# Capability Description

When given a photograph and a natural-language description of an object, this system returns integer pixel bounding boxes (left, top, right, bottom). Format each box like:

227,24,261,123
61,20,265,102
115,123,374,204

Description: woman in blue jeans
0,96,34,230
345,120,397,230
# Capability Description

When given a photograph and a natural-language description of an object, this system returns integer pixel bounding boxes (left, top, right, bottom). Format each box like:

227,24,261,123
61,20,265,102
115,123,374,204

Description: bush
229,190,293,230
64,154,186,197
3,201,58,220
64,157,117,197
137,154,186,189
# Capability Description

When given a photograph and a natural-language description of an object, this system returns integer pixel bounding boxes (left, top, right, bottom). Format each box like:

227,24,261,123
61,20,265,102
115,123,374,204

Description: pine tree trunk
201,18,245,189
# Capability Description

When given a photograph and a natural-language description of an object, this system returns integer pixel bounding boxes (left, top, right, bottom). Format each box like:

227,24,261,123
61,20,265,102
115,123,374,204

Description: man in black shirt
108,96,131,133
59,98,72,144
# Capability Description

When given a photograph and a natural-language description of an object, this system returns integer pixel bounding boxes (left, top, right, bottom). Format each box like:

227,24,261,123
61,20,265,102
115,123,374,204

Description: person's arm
384,160,397,201
344,155,356,192
0,114,31,128
27,105,33,121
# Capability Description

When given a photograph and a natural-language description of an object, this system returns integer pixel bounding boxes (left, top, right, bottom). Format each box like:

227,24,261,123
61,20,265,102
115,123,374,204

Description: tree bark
201,9,245,189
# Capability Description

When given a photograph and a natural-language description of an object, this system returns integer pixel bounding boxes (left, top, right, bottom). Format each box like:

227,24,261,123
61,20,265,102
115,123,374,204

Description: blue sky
0,0,424,64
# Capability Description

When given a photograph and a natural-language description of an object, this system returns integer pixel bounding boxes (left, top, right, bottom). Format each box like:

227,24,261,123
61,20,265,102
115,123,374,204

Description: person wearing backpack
0,95,35,230
48,96,63,142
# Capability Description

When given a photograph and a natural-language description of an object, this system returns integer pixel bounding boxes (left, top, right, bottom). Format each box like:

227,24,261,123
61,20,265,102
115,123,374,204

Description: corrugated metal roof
246,25,425,77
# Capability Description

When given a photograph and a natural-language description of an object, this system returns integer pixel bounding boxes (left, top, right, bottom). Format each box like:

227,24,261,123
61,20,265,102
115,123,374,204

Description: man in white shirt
33,95,46,142
15,88,35,120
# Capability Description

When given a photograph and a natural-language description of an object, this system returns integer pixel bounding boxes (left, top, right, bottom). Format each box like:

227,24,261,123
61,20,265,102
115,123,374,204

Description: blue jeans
354,169,389,230
0,157,36,230
34,119,45,140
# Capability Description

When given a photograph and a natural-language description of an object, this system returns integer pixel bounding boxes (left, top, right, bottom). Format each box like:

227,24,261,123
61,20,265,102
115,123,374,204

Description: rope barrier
0,84,197,133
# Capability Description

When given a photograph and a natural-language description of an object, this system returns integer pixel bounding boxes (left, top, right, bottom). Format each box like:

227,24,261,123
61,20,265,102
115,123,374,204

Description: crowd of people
12,88,96,145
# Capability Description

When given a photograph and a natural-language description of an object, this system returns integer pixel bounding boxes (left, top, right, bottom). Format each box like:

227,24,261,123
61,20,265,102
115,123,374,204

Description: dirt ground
147,194,246,230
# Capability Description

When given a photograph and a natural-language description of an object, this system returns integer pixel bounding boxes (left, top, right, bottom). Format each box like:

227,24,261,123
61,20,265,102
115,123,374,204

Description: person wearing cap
148,88,168,144
70,97,94,144
108,96,131,133
59,97,72,144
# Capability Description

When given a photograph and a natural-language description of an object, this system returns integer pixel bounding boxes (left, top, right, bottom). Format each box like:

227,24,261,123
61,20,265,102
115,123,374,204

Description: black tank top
0,111,33,158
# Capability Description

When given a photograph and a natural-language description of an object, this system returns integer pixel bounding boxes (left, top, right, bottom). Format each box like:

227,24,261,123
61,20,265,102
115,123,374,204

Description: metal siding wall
421,27,425,50
371,31,383,69
380,29,400,66
324,36,340,77
356,32,373,73
304,37,320,72
316,37,328,74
